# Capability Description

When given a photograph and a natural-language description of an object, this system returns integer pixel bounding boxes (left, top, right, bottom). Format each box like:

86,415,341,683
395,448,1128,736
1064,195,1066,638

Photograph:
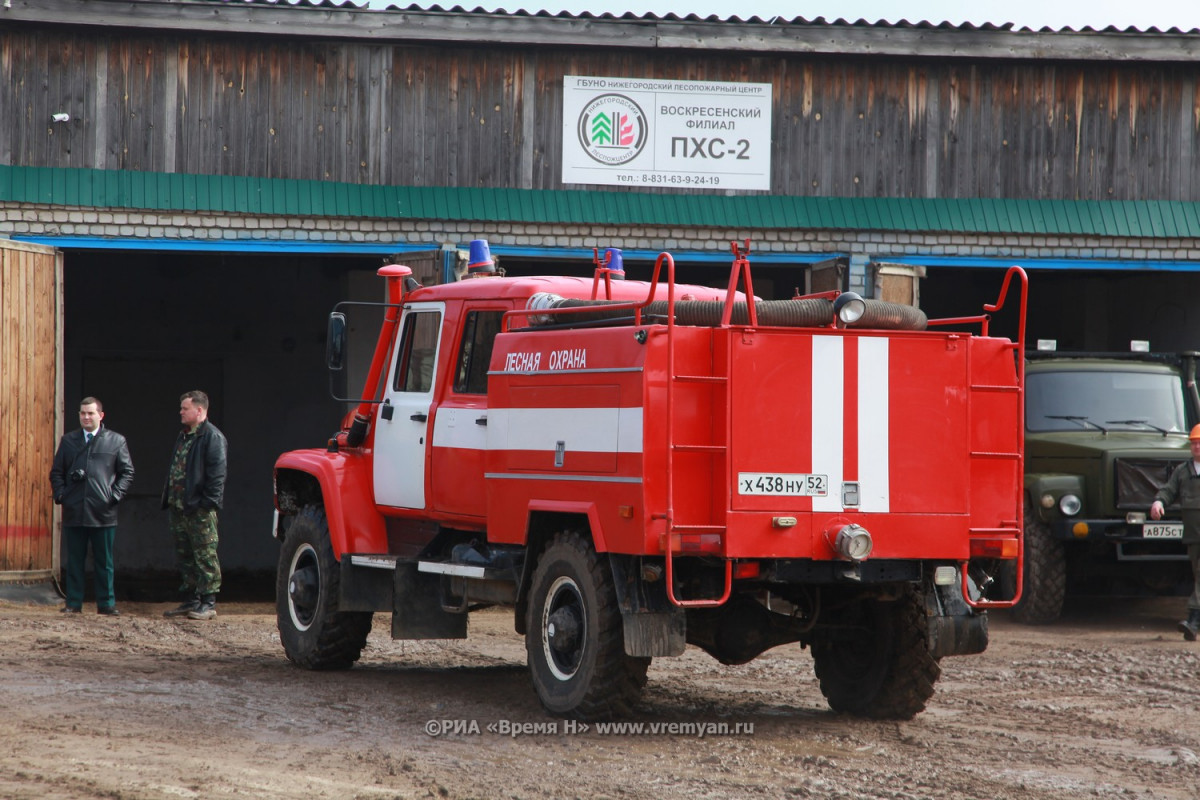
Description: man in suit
49,396,135,615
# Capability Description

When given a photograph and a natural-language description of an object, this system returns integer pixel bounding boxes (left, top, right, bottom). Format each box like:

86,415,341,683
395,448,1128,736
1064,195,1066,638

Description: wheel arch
274,450,387,558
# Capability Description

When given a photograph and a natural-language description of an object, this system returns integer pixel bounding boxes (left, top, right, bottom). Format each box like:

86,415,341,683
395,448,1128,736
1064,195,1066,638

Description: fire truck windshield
1026,369,1188,434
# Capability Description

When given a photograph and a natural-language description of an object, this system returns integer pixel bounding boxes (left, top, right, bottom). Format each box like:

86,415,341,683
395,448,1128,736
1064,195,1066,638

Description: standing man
49,397,135,615
161,390,228,621
1150,423,1200,640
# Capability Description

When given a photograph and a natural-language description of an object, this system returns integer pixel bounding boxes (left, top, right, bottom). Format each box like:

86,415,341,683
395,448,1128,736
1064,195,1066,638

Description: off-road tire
276,505,372,670
525,533,649,720
811,585,941,720
1009,496,1067,624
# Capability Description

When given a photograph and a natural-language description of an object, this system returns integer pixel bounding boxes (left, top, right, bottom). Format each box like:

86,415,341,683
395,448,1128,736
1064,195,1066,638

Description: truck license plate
737,472,828,496
1142,523,1184,539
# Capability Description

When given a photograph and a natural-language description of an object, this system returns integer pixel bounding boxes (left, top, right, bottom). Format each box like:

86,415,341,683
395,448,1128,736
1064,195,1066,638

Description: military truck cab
1017,349,1200,623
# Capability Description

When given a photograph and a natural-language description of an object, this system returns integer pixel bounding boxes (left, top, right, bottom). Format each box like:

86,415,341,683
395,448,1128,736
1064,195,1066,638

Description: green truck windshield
1026,369,1187,433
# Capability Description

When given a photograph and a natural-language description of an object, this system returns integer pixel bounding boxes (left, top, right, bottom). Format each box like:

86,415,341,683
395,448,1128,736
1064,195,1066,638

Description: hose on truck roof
525,294,927,331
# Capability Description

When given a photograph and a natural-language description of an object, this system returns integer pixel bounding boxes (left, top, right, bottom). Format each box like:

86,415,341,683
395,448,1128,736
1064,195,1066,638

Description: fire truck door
373,303,444,509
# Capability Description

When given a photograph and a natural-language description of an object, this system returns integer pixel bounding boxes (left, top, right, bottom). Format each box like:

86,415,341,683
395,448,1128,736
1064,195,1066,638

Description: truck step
349,554,400,570
417,560,507,580
417,542,525,582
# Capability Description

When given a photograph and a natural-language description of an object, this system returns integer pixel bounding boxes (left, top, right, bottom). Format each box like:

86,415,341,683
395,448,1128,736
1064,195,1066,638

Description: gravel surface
1,595,1198,799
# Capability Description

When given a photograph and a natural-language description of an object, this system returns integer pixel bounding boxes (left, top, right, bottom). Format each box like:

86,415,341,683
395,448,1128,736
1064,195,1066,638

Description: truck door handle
475,416,488,426
410,412,428,422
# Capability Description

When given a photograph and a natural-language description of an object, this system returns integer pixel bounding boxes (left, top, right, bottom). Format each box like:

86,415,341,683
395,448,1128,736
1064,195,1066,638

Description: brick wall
5,202,1200,296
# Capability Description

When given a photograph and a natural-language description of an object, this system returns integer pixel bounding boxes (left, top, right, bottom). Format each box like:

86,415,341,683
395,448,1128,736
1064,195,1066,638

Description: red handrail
962,265,1028,610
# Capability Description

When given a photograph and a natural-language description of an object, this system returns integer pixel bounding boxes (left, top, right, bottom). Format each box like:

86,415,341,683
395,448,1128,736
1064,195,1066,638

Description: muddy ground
1,592,1198,800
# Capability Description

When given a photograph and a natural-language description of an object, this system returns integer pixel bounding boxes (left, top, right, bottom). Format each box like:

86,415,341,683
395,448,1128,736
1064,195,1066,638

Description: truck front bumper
1048,519,1190,561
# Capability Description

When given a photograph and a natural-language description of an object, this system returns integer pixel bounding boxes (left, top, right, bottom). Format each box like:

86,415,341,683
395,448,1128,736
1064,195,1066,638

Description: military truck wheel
276,505,372,670
811,585,941,720
1008,497,1066,624
525,533,649,720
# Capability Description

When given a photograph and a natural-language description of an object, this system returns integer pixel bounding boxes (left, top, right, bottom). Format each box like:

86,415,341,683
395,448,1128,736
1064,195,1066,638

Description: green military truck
1014,350,1200,623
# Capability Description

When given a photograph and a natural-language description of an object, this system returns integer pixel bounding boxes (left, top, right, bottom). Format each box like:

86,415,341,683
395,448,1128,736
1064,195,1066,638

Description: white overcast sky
365,0,1200,30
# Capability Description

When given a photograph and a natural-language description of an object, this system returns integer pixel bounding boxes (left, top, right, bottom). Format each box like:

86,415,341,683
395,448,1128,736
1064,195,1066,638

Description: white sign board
561,76,773,191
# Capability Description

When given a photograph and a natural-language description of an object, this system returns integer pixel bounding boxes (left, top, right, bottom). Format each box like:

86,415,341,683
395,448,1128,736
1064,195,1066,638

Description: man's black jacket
161,420,228,513
49,427,135,527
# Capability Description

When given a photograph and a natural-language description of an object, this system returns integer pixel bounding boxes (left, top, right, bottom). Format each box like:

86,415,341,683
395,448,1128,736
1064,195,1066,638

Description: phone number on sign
616,173,722,186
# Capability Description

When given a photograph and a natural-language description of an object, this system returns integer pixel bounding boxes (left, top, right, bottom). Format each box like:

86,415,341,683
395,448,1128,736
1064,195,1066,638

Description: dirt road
1,594,1198,800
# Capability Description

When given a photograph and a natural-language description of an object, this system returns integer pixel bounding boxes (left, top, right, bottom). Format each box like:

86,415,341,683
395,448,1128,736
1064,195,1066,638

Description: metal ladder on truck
659,241,760,607
927,264,1028,609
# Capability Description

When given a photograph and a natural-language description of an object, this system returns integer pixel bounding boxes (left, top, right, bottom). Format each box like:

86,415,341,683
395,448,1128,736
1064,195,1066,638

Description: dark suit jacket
49,426,135,527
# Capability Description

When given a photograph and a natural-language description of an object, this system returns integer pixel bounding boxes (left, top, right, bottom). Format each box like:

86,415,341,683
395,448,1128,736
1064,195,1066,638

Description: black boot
1178,609,1200,642
164,593,200,618
187,593,217,621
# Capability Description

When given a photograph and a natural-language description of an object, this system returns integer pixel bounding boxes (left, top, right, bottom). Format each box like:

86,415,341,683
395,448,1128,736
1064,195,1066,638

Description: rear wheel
811,585,941,720
1008,496,1067,624
525,533,649,719
276,505,372,669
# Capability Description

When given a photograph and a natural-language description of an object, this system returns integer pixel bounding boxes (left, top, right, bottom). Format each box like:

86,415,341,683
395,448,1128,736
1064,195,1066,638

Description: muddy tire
1008,496,1067,625
525,533,649,720
811,585,941,720
276,506,372,670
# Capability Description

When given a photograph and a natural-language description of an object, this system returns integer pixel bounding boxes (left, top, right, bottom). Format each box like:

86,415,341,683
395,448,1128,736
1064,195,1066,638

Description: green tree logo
577,94,647,165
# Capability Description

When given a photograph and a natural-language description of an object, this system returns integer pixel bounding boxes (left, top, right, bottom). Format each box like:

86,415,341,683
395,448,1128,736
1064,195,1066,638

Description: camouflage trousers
168,509,222,596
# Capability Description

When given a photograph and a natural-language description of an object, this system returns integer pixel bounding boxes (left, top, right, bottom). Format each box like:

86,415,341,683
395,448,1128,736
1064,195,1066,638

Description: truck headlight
1058,494,1082,516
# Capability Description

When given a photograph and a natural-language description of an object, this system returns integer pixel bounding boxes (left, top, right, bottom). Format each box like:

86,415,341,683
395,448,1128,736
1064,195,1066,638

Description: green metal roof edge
4,165,1200,238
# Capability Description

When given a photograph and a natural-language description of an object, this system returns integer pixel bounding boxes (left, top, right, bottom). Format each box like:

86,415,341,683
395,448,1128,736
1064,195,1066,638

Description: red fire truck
272,241,1026,720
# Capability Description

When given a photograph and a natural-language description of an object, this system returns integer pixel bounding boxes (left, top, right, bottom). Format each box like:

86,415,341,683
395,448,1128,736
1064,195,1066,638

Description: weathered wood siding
0,241,61,576
3,27,1197,201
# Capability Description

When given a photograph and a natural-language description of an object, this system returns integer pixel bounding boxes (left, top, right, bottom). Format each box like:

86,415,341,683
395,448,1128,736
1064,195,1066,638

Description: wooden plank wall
0,240,60,576
2,28,1198,201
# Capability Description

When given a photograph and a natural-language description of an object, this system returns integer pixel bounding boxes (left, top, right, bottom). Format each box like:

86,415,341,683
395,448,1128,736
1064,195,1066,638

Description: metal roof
200,1,1200,34
7,0,1199,61
5,165,1200,238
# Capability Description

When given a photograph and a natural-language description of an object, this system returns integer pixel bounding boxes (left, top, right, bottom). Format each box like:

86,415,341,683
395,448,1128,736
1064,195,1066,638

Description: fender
525,499,608,551
274,448,387,558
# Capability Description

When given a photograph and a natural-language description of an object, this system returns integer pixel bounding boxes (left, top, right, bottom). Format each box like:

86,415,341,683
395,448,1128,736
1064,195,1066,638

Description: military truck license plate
1142,523,1183,539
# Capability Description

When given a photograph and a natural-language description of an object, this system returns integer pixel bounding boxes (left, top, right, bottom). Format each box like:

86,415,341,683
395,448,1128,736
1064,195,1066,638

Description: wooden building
1,0,1199,587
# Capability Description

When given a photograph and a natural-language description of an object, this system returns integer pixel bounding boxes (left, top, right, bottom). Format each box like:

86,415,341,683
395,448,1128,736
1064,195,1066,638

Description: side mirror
326,312,347,371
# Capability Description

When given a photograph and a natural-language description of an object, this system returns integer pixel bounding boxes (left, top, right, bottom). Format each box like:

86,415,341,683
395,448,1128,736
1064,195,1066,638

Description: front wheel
525,533,649,720
811,585,941,720
1007,496,1066,624
276,505,372,670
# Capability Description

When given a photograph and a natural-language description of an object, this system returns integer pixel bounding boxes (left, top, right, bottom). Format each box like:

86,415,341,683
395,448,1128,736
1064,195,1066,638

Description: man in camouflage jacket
160,390,227,621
